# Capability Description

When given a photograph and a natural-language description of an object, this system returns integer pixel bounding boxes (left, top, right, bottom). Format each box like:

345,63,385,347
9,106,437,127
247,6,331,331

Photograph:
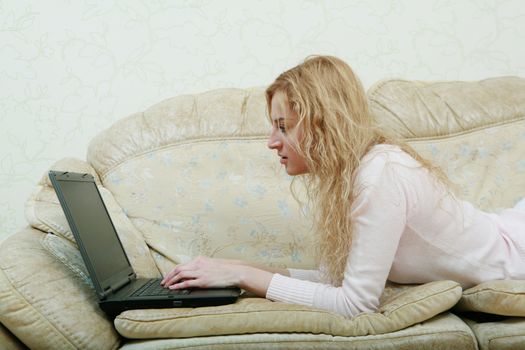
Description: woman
162,55,525,318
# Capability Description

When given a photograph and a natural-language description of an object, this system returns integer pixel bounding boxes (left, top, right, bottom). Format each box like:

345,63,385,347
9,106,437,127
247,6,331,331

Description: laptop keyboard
131,279,191,297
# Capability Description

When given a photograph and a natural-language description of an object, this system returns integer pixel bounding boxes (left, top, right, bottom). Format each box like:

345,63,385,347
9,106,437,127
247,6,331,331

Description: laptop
49,170,240,318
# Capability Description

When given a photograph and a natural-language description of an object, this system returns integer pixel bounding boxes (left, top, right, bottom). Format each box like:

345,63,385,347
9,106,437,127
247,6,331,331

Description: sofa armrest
0,227,120,350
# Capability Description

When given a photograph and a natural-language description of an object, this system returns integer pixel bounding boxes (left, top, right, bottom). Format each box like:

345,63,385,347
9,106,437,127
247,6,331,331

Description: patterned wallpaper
1,0,524,240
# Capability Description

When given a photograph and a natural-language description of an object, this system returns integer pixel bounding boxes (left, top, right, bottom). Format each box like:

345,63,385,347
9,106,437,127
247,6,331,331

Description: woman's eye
279,122,286,133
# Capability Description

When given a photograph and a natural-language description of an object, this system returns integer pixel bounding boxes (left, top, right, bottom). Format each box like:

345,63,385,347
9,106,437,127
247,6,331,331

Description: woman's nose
267,131,282,150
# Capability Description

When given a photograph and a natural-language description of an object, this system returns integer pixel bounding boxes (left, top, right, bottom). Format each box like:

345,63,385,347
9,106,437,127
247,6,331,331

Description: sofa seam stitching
488,333,525,345
117,306,343,322
403,116,525,142
132,329,475,348
94,116,525,179
375,284,460,317
463,288,525,296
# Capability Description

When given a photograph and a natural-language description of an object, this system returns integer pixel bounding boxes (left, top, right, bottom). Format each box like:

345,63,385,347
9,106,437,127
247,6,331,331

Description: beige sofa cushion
368,77,525,138
41,233,94,288
86,88,316,273
368,77,525,211
119,313,477,350
456,280,525,316
408,120,525,211
464,316,525,350
0,228,120,350
114,280,461,339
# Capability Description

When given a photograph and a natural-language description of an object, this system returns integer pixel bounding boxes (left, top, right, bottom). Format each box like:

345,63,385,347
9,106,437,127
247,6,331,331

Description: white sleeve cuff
266,273,318,307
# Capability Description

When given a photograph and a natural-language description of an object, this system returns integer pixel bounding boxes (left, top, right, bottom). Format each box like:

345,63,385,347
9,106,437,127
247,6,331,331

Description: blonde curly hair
266,55,450,286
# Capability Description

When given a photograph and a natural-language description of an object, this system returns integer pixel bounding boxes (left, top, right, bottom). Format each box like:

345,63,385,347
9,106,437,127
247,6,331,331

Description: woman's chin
285,166,308,176
284,166,294,176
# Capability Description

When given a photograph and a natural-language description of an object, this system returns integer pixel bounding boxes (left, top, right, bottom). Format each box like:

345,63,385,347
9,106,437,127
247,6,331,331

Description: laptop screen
57,179,131,287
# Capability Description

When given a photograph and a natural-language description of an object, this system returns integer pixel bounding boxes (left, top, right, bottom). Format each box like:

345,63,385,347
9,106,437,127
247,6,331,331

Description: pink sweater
266,144,525,318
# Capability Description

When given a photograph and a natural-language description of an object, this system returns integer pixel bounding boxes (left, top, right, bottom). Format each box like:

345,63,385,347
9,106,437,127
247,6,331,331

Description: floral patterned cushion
86,88,318,273
409,119,525,211
368,77,525,212
99,139,315,274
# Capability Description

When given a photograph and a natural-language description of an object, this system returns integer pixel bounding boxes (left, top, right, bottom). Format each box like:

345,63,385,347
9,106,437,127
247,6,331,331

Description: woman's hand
161,256,244,290
160,256,275,297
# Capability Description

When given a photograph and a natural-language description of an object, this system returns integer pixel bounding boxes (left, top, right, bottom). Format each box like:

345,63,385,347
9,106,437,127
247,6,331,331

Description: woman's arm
267,153,410,317
231,259,322,282
230,259,291,277
161,256,285,297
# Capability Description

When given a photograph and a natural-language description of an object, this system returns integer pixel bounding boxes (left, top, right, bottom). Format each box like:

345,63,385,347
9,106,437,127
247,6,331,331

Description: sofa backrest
87,77,525,271
87,88,316,271
368,77,525,211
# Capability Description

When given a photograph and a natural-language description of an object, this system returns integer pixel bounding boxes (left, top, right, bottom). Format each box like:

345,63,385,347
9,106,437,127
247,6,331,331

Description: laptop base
100,287,240,318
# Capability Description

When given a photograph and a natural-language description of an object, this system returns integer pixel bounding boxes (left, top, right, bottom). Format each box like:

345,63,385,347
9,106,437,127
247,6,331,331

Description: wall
1,0,525,239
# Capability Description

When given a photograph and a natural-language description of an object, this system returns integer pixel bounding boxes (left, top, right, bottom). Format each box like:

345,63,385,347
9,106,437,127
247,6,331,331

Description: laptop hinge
101,273,136,298
128,272,136,282
101,287,112,299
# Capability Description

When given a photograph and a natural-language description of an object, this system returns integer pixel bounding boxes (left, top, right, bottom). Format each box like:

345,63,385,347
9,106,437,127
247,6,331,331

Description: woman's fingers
161,256,236,289
169,277,202,290
161,257,207,285
161,266,180,285
164,269,200,288
161,263,196,286
161,271,173,285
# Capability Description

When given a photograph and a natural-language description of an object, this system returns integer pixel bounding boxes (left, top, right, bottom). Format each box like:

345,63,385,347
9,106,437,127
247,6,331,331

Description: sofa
1,76,525,350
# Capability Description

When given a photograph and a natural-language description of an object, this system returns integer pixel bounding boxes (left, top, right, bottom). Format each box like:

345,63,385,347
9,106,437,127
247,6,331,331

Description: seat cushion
464,315,525,350
114,280,461,339
118,313,477,350
0,228,120,350
456,280,525,316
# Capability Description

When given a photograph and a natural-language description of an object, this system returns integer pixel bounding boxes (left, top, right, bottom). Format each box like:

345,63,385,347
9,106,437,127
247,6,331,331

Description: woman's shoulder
361,144,419,169
355,144,421,186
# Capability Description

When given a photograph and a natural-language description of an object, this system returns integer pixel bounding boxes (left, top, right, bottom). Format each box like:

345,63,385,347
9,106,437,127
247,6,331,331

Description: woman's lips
280,157,288,164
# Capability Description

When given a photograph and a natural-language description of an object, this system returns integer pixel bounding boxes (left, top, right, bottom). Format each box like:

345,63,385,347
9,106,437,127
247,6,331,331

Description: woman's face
267,91,309,175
